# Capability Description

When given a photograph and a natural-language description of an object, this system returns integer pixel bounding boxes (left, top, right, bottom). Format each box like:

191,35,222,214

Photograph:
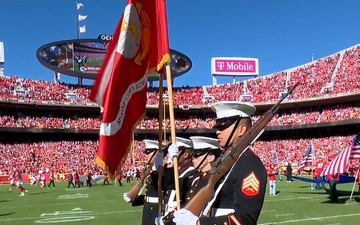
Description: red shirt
117,173,122,180
74,173,80,182
315,167,322,176
267,169,276,181
328,174,339,181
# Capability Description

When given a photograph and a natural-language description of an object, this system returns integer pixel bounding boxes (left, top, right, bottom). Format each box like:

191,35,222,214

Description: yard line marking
0,199,115,209
259,213,360,225
307,198,321,202
261,210,277,213
0,209,142,222
265,196,322,202
57,193,89,199
275,213,294,217
35,208,95,223
64,188,88,191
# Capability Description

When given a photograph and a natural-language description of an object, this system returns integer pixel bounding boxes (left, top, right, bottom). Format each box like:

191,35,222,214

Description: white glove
123,192,131,203
154,215,164,225
152,152,164,171
173,209,199,225
167,144,179,164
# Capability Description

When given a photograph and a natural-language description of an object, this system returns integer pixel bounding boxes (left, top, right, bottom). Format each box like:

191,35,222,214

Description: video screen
73,42,109,74
38,43,75,71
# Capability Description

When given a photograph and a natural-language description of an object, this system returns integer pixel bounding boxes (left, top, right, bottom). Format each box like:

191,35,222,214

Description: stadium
0,41,359,224
0,2,360,225
1,42,359,175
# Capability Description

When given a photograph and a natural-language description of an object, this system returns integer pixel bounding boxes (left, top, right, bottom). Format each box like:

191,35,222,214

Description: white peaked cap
176,137,193,148
190,136,219,150
211,101,256,119
143,139,159,149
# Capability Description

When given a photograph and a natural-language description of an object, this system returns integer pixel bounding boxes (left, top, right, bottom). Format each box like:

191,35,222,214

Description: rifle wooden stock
184,82,300,216
127,164,153,201
127,147,161,202
127,143,170,202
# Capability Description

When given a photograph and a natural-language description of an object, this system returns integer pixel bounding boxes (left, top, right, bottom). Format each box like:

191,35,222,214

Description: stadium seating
0,44,359,105
0,104,359,129
1,44,360,176
0,135,357,176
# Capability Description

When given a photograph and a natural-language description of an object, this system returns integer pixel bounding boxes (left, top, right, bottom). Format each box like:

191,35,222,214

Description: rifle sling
224,117,241,149
196,151,211,170
202,147,249,216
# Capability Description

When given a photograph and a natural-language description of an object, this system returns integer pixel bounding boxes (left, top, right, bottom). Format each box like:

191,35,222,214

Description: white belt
164,190,177,216
164,205,176,217
146,196,159,203
166,190,177,207
211,208,235,217
167,201,177,208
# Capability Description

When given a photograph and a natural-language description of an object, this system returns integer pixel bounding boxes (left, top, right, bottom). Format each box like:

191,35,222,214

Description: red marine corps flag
90,0,170,177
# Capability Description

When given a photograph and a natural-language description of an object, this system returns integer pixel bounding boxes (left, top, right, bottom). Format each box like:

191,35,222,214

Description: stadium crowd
0,45,359,106
0,44,359,177
0,135,357,177
0,104,359,129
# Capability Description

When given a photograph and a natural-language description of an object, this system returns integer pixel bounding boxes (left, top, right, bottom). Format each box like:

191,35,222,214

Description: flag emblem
90,0,170,177
241,172,260,196
119,3,149,59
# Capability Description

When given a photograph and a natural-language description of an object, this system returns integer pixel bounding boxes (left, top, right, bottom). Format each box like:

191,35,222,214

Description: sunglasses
191,150,209,158
213,116,240,131
144,149,156,155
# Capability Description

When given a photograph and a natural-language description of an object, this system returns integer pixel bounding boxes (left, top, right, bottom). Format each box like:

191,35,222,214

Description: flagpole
163,99,167,142
275,150,280,181
157,73,165,214
165,63,181,210
76,2,79,39
311,142,314,189
348,168,359,201
132,133,135,165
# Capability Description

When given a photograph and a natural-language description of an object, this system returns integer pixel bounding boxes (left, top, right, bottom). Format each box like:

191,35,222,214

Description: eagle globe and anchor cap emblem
117,2,151,65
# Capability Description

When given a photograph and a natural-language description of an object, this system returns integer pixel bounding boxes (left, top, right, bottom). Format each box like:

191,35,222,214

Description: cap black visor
192,148,221,158
143,148,157,155
213,115,241,130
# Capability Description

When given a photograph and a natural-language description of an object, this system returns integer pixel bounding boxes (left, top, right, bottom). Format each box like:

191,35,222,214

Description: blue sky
0,0,360,87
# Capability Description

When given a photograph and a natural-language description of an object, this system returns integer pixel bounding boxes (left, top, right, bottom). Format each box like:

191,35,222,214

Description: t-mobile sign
211,57,259,76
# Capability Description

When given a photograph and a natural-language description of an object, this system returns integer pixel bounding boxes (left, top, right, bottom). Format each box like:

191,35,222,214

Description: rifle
184,82,300,216
127,153,156,202
127,125,190,202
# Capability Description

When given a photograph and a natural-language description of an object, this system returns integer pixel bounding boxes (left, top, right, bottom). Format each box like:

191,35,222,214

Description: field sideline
0,180,359,225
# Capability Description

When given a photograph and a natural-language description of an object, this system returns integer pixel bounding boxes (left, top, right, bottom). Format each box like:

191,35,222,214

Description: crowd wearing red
0,45,359,176
0,135,357,176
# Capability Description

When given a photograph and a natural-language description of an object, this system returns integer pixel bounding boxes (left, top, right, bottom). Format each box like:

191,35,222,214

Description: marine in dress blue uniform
160,136,222,225
174,101,267,225
162,137,199,217
123,139,164,225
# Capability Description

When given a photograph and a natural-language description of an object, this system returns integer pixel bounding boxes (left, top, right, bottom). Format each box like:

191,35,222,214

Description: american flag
297,143,314,173
272,150,279,166
349,133,360,160
320,133,360,177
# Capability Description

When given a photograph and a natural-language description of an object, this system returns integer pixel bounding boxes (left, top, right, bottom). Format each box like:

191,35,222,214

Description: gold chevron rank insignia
241,172,260,196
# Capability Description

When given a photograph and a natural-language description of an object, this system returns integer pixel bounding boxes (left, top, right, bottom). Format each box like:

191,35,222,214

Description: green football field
73,59,103,73
0,180,359,225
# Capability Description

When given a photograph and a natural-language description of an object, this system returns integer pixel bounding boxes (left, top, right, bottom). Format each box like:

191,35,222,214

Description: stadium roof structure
36,38,192,81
